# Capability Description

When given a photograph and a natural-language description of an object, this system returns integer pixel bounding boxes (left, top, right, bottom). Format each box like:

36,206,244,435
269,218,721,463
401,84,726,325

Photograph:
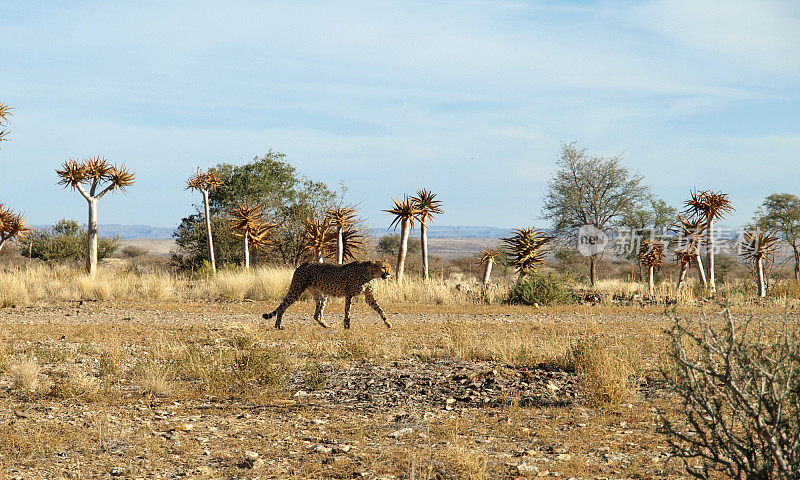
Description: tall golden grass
0,263,798,308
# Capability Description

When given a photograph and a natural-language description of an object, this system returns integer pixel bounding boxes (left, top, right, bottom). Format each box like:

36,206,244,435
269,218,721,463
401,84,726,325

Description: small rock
556,453,572,461
333,444,352,454
313,444,333,454
517,462,539,474
179,423,194,431
294,390,309,398
110,467,126,477
195,466,213,475
388,427,414,438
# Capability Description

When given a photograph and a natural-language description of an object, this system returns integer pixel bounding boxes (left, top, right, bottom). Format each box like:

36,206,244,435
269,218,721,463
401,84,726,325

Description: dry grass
569,336,642,407
9,357,41,394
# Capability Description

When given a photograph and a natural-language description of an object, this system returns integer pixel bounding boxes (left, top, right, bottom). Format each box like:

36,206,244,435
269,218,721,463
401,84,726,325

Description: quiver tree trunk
648,265,654,296
676,262,689,293
695,253,707,287
589,255,597,287
420,222,430,281
336,227,344,265
396,218,411,283
706,218,715,294
201,190,216,274
482,257,493,285
243,232,250,269
86,198,99,275
756,257,766,298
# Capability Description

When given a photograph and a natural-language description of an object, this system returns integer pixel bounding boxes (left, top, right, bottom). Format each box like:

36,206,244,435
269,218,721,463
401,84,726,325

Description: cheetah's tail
262,310,277,320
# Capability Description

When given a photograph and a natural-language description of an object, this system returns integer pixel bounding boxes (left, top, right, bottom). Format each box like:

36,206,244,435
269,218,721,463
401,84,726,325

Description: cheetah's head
369,261,392,280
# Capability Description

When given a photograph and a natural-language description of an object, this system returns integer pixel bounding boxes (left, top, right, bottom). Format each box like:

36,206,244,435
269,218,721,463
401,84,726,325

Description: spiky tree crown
186,168,222,193
739,230,780,262
325,207,358,229
411,188,443,224
324,227,365,261
0,102,12,144
0,204,30,242
501,227,552,275
301,217,335,255
230,201,277,247
684,189,735,222
671,215,706,260
477,247,502,266
385,195,421,230
639,240,665,268
56,156,135,194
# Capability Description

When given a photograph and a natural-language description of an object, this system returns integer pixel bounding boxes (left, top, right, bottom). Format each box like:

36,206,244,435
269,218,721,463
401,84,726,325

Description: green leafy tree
22,219,119,263
754,193,800,281
376,235,421,256
174,151,340,268
542,143,649,286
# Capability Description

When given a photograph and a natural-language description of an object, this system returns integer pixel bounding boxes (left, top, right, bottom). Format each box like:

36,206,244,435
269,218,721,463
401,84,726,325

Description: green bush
21,219,119,263
506,273,572,306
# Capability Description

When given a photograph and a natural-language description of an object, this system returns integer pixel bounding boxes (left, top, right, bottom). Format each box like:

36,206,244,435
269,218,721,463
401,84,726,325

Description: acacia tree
325,207,358,264
411,189,443,281
542,143,649,287
0,204,30,253
739,230,780,298
639,239,665,296
477,248,502,285
501,227,552,280
56,157,135,275
0,102,12,145
684,189,735,295
672,215,708,292
187,168,222,274
754,193,800,281
385,195,420,283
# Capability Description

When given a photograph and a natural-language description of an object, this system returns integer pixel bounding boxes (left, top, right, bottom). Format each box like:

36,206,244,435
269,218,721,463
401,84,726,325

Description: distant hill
371,225,512,239
32,224,512,240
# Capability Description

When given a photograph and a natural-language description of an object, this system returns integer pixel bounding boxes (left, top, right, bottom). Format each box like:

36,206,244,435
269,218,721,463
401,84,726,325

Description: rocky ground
0,302,689,479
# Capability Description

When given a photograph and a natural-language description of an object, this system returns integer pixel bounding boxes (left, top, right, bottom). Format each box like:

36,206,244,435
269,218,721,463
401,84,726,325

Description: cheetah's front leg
364,286,391,328
343,295,352,330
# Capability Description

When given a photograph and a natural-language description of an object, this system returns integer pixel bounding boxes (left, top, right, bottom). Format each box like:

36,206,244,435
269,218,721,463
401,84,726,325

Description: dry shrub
9,357,41,394
136,361,173,396
231,344,286,395
99,349,122,378
51,366,100,399
78,276,112,301
661,311,800,479
570,336,640,407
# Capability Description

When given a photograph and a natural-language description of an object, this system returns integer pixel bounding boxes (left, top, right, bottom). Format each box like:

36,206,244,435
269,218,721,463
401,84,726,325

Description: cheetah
262,261,392,330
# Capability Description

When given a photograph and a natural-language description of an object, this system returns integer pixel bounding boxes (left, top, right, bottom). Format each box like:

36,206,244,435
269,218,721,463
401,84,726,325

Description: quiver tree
301,217,334,263
325,207,358,264
639,239,665,296
671,215,708,292
384,195,421,283
0,204,30,253
477,248,502,285
56,156,135,275
187,168,222,274
411,188,443,281
501,228,552,280
229,201,276,269
684,189,734,295
324,227,365,262
739,230,780,298
0,102,12,145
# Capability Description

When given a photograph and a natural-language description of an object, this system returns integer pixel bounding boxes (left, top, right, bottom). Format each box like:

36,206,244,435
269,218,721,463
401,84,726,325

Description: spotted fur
263,261,392,330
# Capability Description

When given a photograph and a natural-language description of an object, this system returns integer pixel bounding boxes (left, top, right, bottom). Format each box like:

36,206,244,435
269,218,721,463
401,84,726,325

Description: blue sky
1,0,798,231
